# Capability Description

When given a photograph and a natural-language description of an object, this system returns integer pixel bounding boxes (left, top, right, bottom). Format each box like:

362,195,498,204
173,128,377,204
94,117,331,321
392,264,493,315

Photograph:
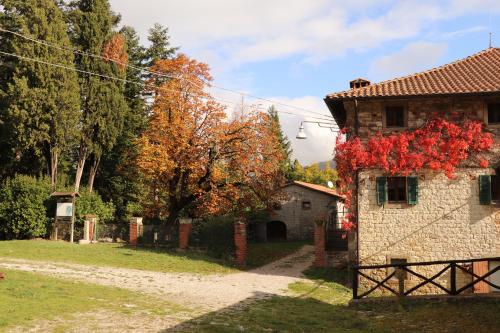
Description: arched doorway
266,221,287,241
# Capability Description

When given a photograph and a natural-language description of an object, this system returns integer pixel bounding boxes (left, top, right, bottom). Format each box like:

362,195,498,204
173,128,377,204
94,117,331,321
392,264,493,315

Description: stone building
251,181,345,244
324,48,500,294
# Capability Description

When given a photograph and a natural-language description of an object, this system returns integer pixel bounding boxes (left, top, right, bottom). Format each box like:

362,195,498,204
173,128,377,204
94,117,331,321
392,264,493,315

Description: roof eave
325,90,500,102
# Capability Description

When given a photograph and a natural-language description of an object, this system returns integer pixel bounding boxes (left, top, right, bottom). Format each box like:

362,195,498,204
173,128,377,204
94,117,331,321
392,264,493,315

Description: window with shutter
479,175,492,205
376,177,387,206
387,177,407,203
407,176,418,205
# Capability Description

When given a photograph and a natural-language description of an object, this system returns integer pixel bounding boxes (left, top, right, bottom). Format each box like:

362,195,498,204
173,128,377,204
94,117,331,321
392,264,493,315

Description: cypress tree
94,26,148,222
69,0,128,192
268,106,293,179
0,0,81,189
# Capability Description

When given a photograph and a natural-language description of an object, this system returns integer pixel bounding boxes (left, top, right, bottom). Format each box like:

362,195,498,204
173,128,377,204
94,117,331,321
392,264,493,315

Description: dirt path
1,245,314,331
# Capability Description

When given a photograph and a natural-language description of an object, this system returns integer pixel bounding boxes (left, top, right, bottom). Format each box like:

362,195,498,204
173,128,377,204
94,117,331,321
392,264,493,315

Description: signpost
51,192,79,242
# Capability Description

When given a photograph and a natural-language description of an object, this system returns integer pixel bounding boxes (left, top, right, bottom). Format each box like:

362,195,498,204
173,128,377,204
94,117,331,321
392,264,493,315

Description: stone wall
269,184,339,241
340,96,500,294
342,96,500,163
357,168,500,294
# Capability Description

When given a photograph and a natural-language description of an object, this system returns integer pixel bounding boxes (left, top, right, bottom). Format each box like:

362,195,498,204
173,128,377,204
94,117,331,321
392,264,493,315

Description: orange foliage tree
102,33,128,71
136,54,285,224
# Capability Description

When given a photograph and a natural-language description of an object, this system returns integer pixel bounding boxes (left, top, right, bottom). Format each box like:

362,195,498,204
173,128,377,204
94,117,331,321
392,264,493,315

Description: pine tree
69,0,128,192
0,0,81,189
268,106,293,179
145,23,178,68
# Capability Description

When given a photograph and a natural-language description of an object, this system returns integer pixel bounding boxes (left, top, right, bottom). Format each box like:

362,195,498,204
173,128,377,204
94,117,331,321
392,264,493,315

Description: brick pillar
178,218,193,249
129,217,143,246
234,218,247,268
84,215,97,243
314,222,327,267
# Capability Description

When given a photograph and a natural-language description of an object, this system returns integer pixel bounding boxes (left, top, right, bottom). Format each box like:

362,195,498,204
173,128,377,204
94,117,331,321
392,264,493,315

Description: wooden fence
352,257,500,299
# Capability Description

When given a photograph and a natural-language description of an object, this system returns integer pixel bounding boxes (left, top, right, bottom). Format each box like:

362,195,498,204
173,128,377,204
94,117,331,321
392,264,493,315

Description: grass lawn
0,269,186,331
246,241,306,268
0,240,237,274
175,267,500,332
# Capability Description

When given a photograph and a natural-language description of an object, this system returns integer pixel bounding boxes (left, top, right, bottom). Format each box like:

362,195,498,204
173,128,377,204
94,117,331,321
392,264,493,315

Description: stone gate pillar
178,218,193,249
234,217,247,268
314,221,327,267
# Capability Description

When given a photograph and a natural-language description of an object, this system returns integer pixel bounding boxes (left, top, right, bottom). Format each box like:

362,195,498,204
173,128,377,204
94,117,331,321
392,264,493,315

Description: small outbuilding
251,181,346,247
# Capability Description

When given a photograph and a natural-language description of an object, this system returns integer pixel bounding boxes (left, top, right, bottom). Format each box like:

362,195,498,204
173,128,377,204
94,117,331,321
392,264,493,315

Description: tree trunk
44,143,58,191
87,155,101,193
74,144,89,192
50,149,58,191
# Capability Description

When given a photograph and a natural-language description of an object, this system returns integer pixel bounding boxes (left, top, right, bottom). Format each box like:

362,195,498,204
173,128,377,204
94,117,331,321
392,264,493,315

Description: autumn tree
289,160,338,186
0,0,80,189
137,54,285,224
69,0,128,192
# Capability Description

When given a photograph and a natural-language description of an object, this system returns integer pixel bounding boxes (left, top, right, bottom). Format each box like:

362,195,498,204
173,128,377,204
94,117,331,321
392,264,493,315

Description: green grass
174,267,500,332
0,240,237,274
246,241,306,268
0,269,186,330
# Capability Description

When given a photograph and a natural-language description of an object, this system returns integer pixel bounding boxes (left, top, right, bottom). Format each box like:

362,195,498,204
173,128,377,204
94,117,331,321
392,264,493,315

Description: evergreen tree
145,23,178,68
69,0,128,192
268,106,293,179
95,26,148,222
0,0,81,189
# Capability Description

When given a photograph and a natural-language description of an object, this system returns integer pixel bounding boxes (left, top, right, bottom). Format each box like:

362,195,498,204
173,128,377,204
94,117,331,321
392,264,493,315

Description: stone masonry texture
269,184,339,241
342,96,500,294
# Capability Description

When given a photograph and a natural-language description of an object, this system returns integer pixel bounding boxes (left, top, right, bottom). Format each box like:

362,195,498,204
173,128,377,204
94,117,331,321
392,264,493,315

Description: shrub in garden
76,189,115,224
0,175,51,239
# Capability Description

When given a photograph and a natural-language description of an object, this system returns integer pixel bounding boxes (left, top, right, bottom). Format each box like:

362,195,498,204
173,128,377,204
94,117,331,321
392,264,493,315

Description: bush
190,215,235,259
76,189,115,224
0,175,52,239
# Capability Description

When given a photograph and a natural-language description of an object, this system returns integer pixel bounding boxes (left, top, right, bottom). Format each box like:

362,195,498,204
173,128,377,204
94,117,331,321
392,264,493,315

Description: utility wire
0,49,334,122
0,27,334,120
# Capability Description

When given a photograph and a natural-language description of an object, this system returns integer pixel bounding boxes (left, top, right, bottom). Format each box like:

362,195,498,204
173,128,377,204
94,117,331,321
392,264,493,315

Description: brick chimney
350,78,371,89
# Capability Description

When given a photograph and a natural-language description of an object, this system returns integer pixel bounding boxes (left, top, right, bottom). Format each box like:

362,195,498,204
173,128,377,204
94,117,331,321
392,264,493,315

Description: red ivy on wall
335,118,494,231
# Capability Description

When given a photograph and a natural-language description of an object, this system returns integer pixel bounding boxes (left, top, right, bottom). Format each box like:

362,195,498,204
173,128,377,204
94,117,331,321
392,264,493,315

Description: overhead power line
0,49,334,122
0,27,334,120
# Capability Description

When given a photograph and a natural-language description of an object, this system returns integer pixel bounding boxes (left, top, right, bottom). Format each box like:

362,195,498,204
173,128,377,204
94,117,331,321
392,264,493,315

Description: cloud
438,26,487,39
110,0,456,67
369,42,448,81
211,92,336,165
247,95,337,166
112,1,500,67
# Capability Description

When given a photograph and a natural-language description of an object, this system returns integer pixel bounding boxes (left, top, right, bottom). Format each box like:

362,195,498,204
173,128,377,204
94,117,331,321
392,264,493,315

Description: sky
109,0,500,165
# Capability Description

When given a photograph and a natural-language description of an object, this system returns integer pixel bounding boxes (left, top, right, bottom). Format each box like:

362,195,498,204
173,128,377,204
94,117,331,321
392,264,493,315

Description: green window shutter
376,177,387,206
479,175,492,205
407,176,418,205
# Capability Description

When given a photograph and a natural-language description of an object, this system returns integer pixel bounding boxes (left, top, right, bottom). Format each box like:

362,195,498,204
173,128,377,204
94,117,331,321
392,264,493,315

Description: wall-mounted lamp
296,120,339,140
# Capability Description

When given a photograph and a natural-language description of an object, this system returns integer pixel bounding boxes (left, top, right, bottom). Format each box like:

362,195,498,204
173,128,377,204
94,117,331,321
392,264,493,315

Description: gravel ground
1,245,314,332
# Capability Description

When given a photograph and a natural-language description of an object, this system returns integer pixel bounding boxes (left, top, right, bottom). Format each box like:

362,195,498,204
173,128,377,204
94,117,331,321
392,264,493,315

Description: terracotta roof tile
326,48,500,100
287,181,344,198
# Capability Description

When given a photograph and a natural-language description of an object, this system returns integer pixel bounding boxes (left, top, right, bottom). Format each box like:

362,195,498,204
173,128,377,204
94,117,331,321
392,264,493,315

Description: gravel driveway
1,245,314,331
